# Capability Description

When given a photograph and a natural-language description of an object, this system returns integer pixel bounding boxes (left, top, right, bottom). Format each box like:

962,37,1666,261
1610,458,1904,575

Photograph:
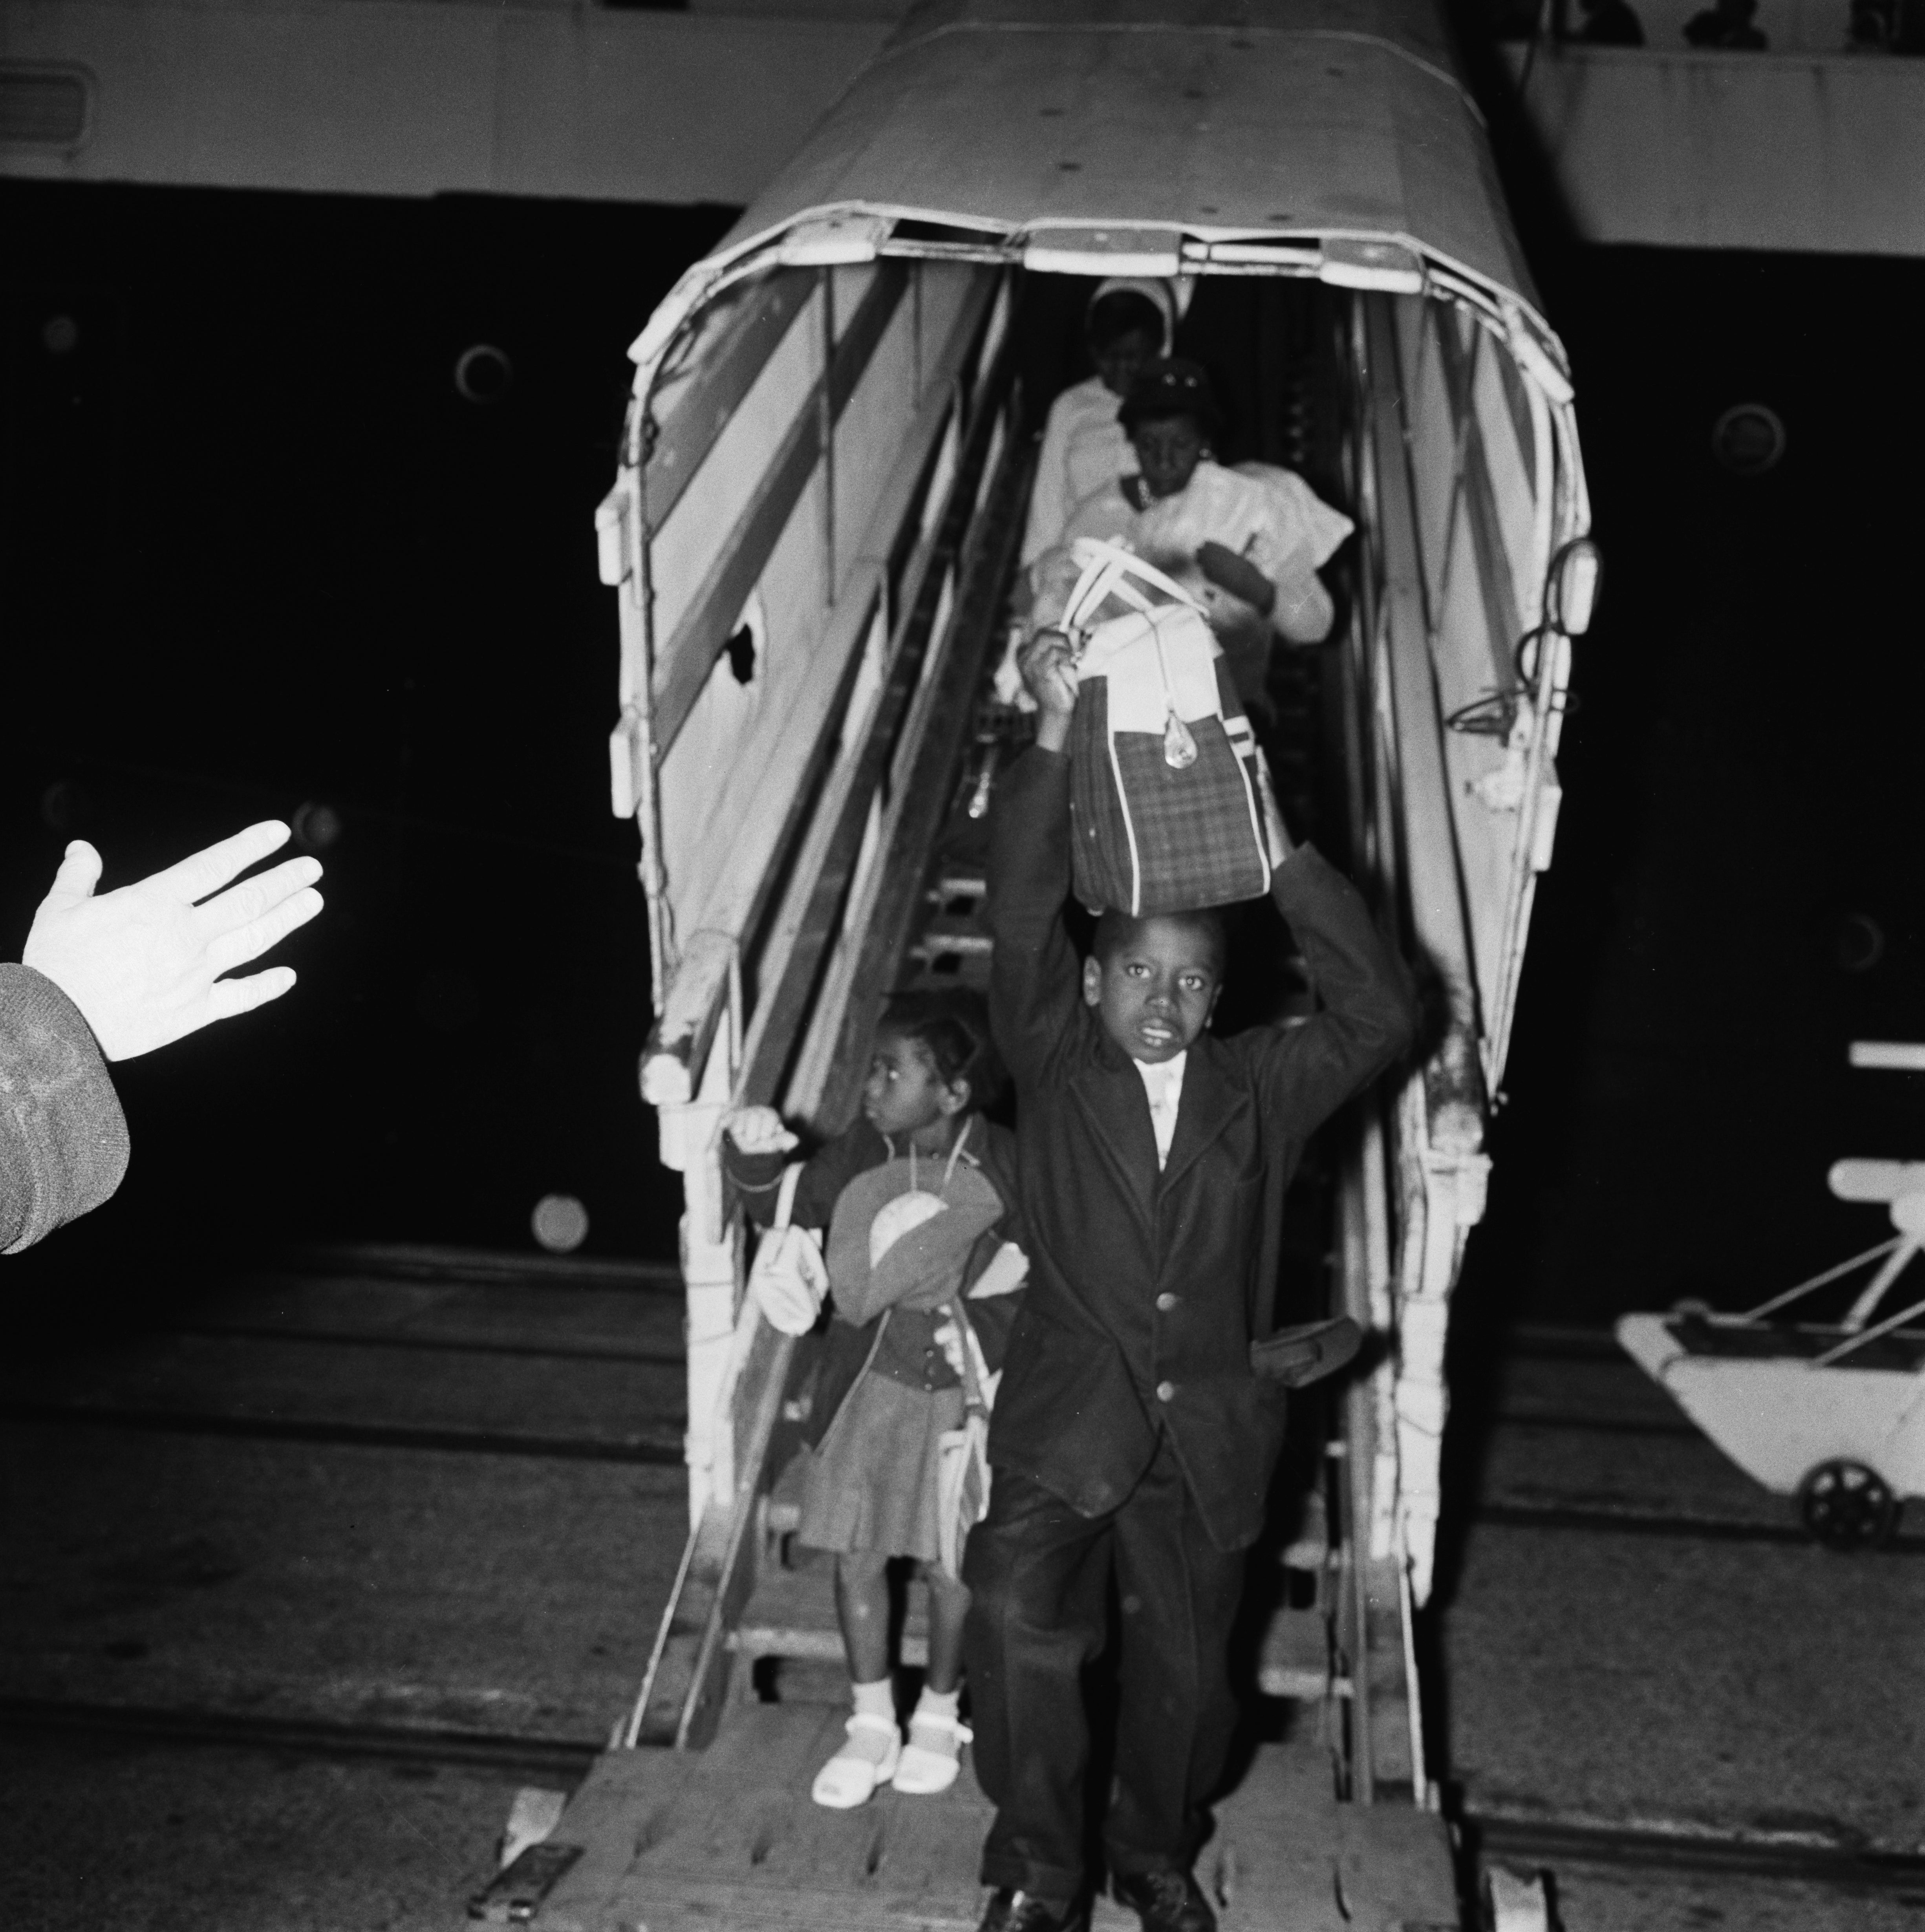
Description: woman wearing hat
1037,359,1354,714
1019,280,1180,569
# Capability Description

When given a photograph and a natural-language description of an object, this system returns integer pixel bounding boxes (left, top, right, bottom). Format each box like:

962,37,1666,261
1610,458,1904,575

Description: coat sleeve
958,1120,1027,1373
0,964,131,1255
987,747,1084,1088
1240,465,1350,644
1249,847,1417,1137
964,1286,1021,1374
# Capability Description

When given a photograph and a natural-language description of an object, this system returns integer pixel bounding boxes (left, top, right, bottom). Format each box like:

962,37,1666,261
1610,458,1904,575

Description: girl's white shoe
890,1708,973,1796
811,1711,903,1809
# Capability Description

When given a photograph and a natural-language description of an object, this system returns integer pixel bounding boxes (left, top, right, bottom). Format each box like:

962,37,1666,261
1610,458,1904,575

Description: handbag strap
856,1304,892,1374
946,1297,988,1417
773,1160,804,1231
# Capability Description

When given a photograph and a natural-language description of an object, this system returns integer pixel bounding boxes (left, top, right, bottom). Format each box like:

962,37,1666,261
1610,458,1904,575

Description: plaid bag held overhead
1054,540,1274,916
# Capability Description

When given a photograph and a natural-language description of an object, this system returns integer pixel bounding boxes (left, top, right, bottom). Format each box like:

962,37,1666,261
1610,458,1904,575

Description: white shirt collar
1133,1051,1187,1169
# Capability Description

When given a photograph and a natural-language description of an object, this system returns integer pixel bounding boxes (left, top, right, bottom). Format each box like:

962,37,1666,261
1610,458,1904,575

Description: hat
1117,358,1222,441
1086,277,1177,354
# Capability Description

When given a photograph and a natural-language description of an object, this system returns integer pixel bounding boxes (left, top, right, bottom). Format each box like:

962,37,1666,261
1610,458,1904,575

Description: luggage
1053,540,1274,916
745,1160,829,1336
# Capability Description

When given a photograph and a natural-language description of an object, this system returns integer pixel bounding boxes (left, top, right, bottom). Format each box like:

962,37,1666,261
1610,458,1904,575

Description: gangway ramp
529,1705,1456,1931
547,0,1595,1922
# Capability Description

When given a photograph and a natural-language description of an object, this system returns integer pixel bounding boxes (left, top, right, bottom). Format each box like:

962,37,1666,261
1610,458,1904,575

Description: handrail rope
1444,533,1594,738
729,276,1012,1111
624,1510,704,1747
651,277,1027,1743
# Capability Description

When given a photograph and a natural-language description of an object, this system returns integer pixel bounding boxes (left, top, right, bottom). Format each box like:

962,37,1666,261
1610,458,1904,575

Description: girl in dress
723,990,1025,1809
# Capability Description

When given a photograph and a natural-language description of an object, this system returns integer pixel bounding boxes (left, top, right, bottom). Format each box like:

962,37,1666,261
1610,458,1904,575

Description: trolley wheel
1799,1460,1899,1551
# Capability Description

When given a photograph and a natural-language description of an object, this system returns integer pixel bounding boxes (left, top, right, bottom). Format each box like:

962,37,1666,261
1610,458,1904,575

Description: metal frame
1323,285,1588,1803
603,251,1589,1786
610,263,1027,1747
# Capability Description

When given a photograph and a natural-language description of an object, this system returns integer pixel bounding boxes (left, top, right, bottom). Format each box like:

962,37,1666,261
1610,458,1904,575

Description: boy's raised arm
987,750,1082,1073
986,634,1083,1076
1255,846,1417,1135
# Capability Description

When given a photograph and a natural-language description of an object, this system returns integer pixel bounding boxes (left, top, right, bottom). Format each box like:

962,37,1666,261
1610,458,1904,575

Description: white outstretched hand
22,821,325,1061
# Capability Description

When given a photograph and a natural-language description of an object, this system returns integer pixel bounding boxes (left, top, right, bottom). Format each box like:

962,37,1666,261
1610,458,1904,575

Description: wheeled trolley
1618,1157,1925,1550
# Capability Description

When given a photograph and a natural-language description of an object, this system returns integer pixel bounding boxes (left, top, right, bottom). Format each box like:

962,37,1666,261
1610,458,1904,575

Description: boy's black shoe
1111,1867,1218,1932
1248,1315,1363,1389
976,1888,1088,1932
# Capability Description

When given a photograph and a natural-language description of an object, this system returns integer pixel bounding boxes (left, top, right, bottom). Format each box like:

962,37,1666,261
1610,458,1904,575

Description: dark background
3,185,734,1291
1474,245,1925,1330
5,178,1924,1332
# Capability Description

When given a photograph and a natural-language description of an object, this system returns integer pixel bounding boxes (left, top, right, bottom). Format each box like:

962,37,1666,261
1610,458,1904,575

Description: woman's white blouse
1020,376,1133,566
1037,460,1355,648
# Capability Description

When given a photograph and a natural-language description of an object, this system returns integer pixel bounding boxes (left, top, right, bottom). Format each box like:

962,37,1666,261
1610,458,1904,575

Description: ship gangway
481,2,1596,1923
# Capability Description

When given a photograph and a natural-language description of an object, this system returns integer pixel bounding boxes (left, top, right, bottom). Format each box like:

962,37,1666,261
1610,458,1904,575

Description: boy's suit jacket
986,747,1416,1552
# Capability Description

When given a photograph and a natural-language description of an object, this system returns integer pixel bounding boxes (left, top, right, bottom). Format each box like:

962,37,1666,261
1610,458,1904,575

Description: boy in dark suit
963,634,1416,1932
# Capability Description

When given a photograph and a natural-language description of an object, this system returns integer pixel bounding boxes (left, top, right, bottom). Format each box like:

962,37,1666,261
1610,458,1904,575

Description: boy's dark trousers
962,1438,1247,1902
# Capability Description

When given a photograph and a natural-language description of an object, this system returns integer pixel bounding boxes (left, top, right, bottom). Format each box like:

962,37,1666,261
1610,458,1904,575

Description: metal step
747,1507,1334,1703
906,931,993,958
730,1550,931,1672
1259,1604,1345,1702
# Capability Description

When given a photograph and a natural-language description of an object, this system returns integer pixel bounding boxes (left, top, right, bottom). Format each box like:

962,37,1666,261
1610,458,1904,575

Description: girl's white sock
914,1685,961,1723
841,1676,897,1766
851,1677,895,1722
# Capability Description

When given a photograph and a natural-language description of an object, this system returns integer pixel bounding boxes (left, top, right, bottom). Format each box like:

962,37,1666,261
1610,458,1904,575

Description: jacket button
1156,1293,1178,1312
1156,1380,1176,1403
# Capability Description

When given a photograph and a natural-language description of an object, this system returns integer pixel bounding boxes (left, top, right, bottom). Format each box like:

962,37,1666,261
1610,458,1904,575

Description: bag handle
1062,538,1203,636
1071,538,1200,614
1064,545,1154,633
1063,542,1201,773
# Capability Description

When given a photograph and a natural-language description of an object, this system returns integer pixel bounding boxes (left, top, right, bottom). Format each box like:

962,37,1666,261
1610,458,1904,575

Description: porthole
291,800,342,852
454,343,514,405
40,779,86,832
1711,403,1785,477
1835,913,1885,975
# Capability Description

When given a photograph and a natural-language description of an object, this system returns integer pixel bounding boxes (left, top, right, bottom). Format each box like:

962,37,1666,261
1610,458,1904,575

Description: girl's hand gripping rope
724,1105,799,1155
